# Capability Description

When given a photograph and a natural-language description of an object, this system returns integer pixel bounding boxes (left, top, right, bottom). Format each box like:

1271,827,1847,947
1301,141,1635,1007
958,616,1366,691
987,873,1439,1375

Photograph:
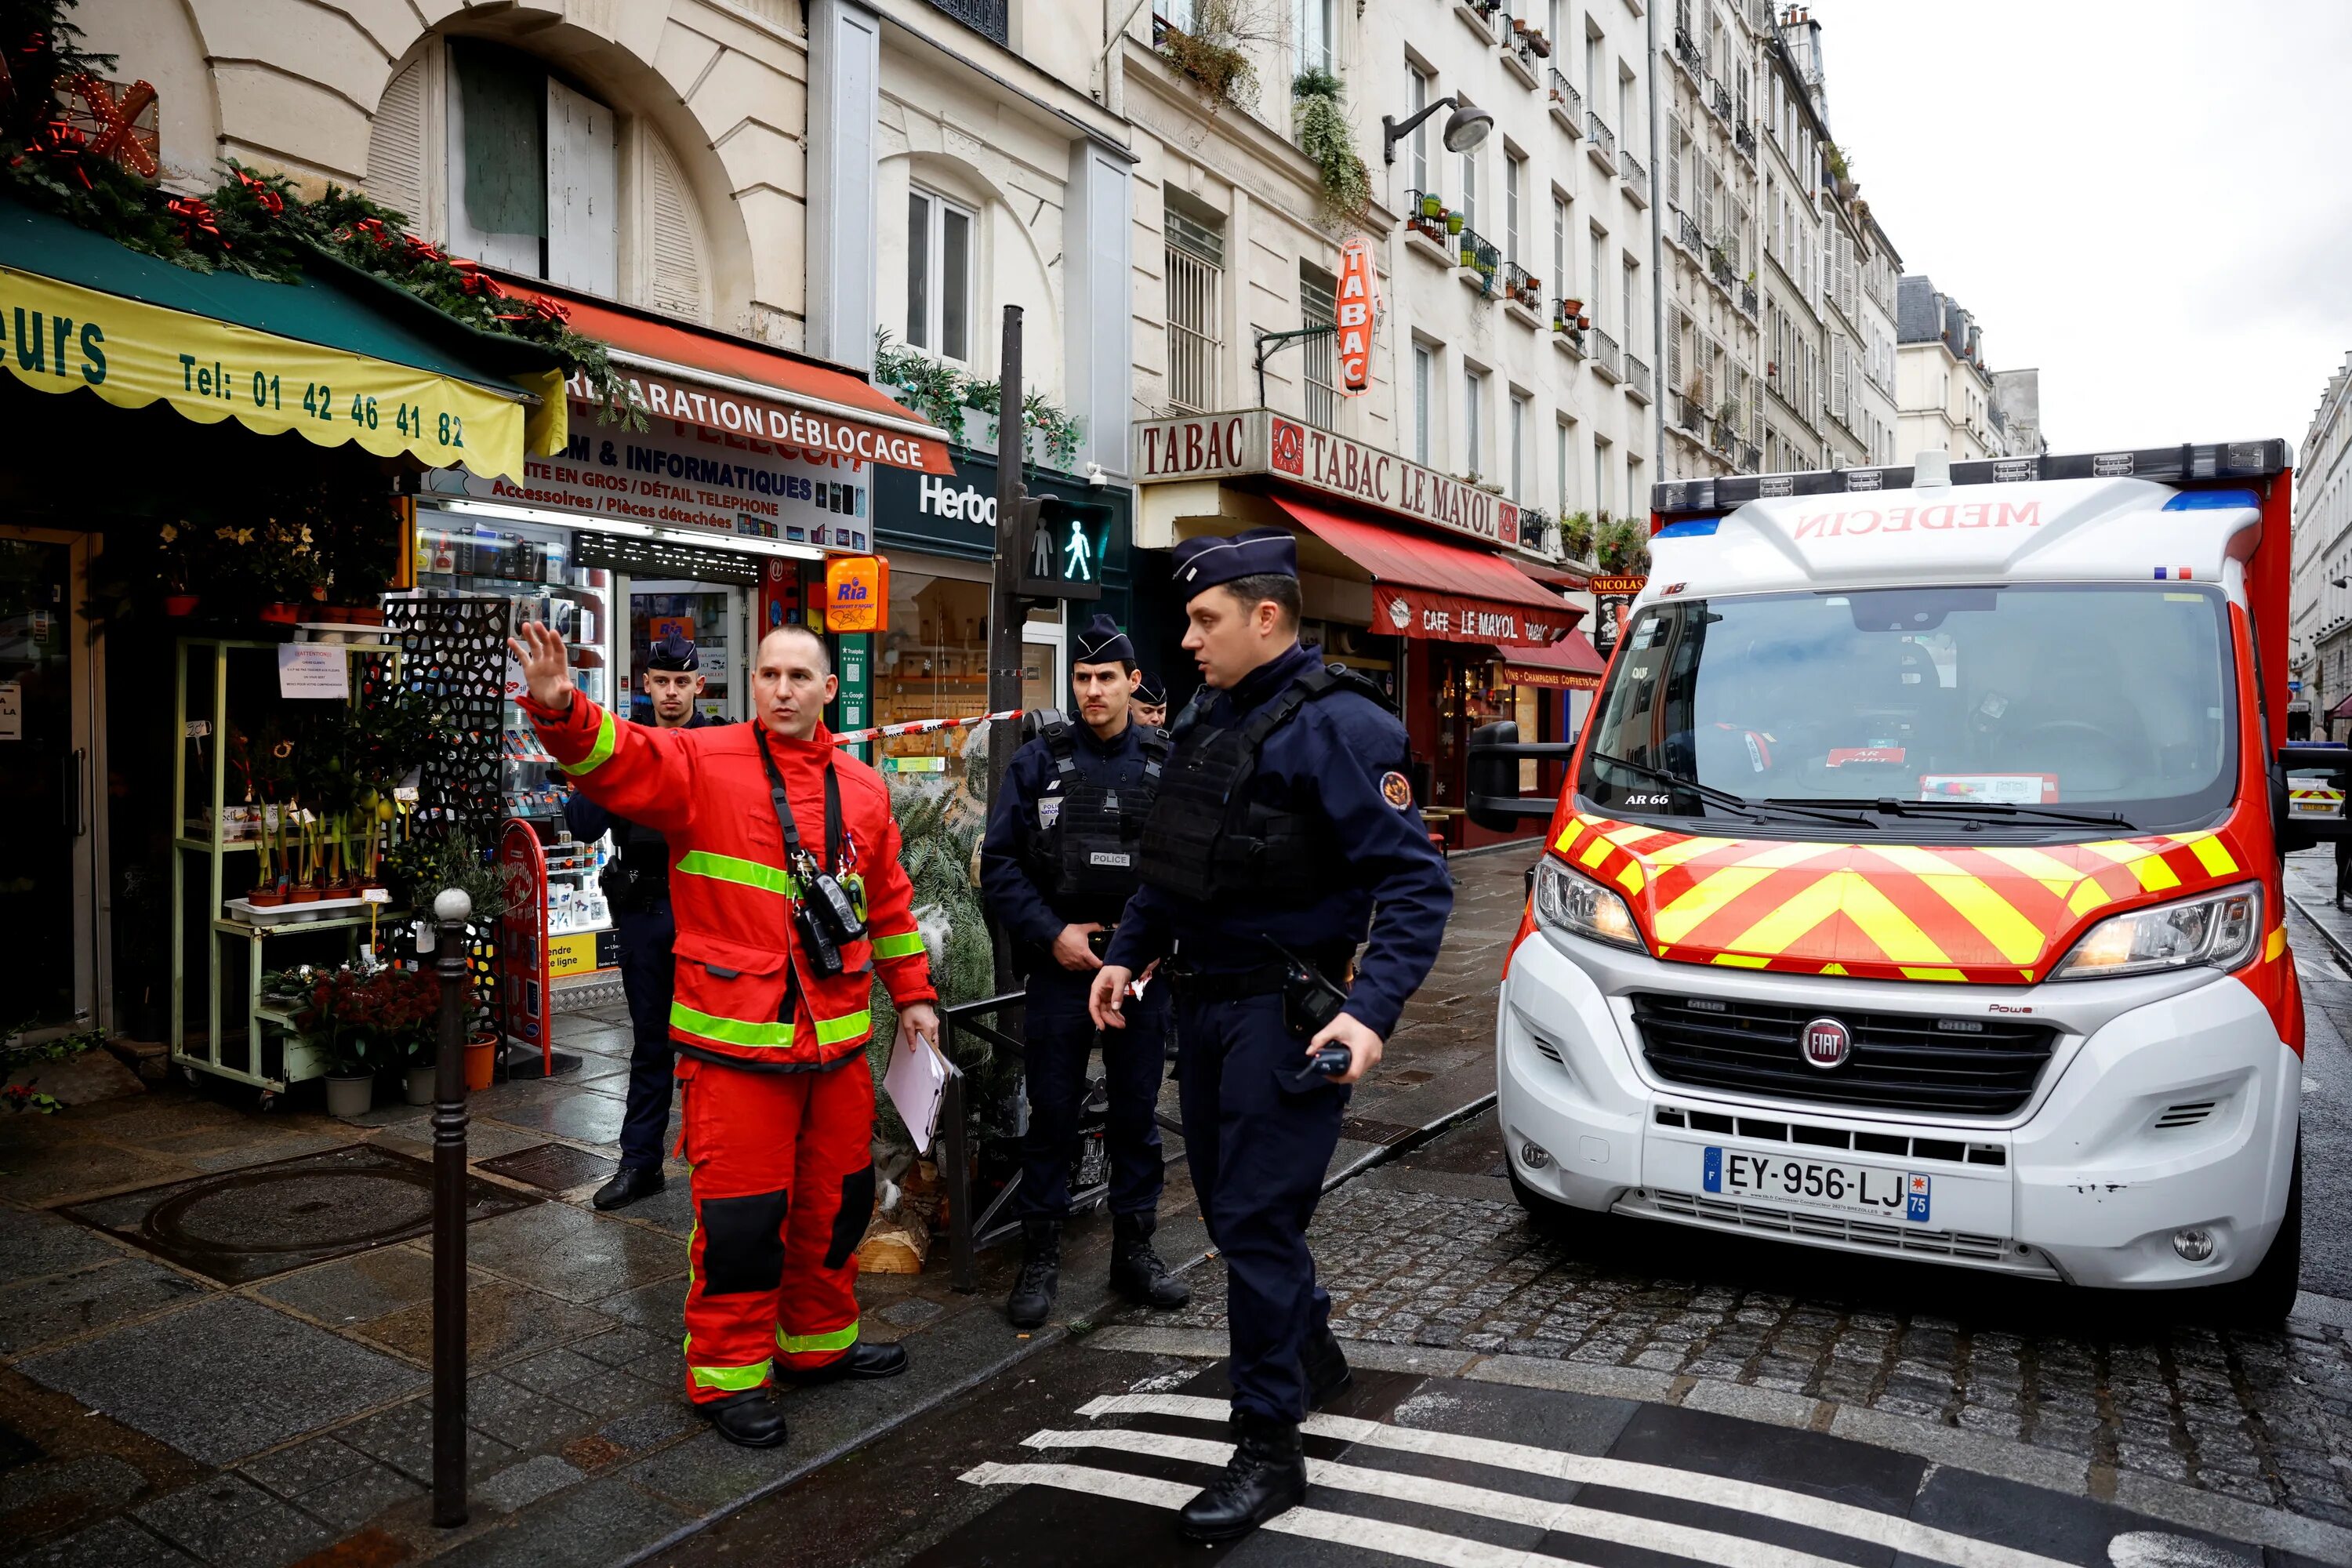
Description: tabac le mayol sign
1134,409,1519,549
1334,235,1381,396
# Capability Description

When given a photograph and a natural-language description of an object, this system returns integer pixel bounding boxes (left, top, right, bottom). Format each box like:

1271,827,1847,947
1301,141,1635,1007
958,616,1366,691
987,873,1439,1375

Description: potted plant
303,968,382,1117
1529,30,1551,56
1563,510,1595,559
383,968,441,1105
1460,241,1478,268
1421,193,1443,219
1445,211,1465,235
1559,296,1583,317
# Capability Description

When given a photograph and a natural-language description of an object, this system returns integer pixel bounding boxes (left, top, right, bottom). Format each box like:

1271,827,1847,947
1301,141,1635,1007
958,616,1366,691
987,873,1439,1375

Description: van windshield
1577,583,2238,836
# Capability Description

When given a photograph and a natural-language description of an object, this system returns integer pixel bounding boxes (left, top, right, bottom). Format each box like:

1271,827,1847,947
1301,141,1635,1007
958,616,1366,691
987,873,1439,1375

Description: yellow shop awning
0,198,565,479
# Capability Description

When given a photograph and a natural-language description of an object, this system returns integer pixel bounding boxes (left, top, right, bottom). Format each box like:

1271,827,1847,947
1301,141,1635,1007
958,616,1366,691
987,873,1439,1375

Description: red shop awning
1272,497,1581,648
2329,691,2352,720
1501,631,1607,690
505,280,953,476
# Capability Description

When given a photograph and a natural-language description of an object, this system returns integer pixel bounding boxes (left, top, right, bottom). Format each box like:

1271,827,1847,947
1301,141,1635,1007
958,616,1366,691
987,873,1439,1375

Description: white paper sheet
884,1030,949,1155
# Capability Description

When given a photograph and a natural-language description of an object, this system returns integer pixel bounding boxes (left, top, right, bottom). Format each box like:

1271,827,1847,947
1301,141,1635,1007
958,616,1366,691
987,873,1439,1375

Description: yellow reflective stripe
2129,855,2182,893
812,1010,871,1047
2266,925,2287,963
2177,834,2238,877
671,1002,794,1048
870,931,926,959
677,850,796,896
561,709,617,777
1837,872,1950,966
691,1359,772,1391
1900,967,1968,982
1710,953,1771,968
779,1320,859,1355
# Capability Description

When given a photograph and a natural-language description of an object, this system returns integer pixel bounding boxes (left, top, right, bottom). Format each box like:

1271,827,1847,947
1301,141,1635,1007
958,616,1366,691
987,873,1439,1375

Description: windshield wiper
1588,753,1879,830
1778,797,2135,831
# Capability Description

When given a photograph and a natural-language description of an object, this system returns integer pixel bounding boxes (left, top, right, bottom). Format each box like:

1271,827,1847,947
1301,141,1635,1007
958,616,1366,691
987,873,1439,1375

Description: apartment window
1594,434,1614,515
1301,263,1340,432
1298,0,1333,77
1622,256,1641,354
1463,367,1485,477
1556,418,1577,511
1460,140,1478,232
1627,454,1645,514
1408,66,1432,194
1505,153,1524,266
907,187,975,361
1588,225,1606,332
1164,203,1224,415
1585,28,1604,107
1412,342,1433,465
1510,393,1530,499
445,40,618,296
1617,67,1635,158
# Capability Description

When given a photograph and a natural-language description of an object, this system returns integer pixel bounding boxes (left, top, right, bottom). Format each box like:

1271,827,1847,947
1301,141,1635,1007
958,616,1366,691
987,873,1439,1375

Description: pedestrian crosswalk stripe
1077,1394,2080,1568
1019,1427,1863,1568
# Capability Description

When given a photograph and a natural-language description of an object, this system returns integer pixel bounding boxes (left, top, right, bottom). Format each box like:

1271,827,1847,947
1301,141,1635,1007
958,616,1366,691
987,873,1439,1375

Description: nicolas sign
1134,410,1521,550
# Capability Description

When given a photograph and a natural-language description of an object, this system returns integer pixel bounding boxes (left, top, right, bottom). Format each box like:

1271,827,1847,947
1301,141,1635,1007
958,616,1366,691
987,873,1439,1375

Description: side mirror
2276,743,2352,852
1467,720,1523,818
1466,720,1577,833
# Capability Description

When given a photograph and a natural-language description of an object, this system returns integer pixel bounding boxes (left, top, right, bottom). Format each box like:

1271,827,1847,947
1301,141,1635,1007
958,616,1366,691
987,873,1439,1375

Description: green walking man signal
1012,492,1106,602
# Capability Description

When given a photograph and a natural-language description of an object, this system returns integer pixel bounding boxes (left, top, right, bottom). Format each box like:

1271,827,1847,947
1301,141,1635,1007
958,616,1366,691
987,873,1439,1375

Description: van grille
1630,993,2058,1116
1640,1188,2028,1267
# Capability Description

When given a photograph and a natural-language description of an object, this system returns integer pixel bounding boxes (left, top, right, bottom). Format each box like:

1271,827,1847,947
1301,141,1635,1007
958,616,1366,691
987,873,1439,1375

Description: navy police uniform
1105,528,1451,1540
981,615,1187,1325
564,635,707,1193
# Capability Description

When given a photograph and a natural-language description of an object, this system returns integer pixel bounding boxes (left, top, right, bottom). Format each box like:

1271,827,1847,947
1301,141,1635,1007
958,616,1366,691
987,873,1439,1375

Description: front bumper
1496,927,2302,1289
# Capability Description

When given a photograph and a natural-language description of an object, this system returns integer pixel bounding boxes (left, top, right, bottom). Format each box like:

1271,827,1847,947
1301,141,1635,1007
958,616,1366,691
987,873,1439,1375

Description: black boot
1109,1212,1190,1308
1305,1323,1352,1406
1178,1413,1307,1541
592,1165,665,1211
698,1388,785,1449
1006,1220,1060,1329
771,1338,909,1388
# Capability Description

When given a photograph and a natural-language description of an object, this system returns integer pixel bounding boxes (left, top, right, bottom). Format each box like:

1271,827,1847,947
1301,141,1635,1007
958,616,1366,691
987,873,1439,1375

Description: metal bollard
428,887,474,1529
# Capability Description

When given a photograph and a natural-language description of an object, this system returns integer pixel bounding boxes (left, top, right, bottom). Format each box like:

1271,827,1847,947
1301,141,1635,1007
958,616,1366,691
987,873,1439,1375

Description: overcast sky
1798,0,2352,459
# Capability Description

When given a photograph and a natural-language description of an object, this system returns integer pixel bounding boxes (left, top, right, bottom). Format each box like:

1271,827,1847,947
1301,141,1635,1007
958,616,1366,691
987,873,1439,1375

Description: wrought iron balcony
1624,354,1653,402
1739,280,1759,318
935,0,1009,45
1671,391,1708,434
1708,78,1734,123
1552,318,1588,356
1499,260,1543,312
1733,121,1757,160
1548,69,1584,132
1670,205,1704,257
1586,112,1616,165
1708,247,1737,290
1403,190,1455,249
1672,28,1703,78
1591,328,1622,382
1453,227,1502,290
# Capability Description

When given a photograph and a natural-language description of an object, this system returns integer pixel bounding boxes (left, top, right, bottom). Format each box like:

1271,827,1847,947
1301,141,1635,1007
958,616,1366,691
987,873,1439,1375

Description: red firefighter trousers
676,1047,876,1403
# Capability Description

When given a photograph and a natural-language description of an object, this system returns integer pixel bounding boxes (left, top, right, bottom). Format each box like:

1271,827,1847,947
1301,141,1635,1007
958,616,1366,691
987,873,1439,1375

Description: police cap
1135,670,1167,706
646,631,699,672
1071,612,1135,667
1171,527,1296,601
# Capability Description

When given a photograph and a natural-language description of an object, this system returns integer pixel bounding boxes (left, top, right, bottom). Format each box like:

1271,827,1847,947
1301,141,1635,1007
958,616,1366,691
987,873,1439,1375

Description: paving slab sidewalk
0,843,1537,1566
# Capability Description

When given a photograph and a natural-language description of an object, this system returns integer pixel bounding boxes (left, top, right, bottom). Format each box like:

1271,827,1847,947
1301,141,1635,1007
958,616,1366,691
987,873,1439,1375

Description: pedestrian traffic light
1014,493,1106,602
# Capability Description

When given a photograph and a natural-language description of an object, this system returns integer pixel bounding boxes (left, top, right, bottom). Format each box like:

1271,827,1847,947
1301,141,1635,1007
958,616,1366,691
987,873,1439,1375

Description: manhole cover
62,1144,535,1285
1339,1116,1421,1148
478,1142,614,1192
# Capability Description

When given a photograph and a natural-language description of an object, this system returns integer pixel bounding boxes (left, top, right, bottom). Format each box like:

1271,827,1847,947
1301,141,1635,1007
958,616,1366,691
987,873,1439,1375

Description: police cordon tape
829,710,1023,746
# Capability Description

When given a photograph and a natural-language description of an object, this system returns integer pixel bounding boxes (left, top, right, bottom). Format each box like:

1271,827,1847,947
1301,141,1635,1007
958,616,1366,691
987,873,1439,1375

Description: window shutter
1831,334,1847,419
1666,309,1682,387
365,56,428,230
645,134,709,323
546,78,618,297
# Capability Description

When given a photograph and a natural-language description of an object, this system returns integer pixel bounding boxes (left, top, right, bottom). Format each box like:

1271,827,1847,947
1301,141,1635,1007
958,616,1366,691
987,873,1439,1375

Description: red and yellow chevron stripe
1550,813,2258,985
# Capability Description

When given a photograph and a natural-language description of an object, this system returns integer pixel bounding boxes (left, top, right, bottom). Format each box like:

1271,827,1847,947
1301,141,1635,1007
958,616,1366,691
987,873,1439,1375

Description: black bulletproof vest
1025,720,1171,919
1138,663,1381,906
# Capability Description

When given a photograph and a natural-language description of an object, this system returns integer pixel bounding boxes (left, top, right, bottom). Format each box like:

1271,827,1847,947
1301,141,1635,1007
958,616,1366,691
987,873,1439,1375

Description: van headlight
2049,883,2261,981
1533,855,1646,953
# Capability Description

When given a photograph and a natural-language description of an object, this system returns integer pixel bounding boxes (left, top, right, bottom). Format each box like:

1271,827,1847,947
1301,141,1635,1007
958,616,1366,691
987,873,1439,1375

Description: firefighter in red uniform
509,619,940,1450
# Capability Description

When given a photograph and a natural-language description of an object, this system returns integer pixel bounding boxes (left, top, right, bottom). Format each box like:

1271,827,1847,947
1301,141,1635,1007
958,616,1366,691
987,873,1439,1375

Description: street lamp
1381,95,1494,165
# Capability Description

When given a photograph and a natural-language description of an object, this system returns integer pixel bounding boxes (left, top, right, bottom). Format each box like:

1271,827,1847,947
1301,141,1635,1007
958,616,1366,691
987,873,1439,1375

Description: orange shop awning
1502,631,1607,690
1273,497,1581,648
507,281,953,476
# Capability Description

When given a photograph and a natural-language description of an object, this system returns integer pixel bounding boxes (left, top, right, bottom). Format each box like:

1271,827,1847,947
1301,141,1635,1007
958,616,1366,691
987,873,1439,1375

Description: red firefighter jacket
521,692,935,1069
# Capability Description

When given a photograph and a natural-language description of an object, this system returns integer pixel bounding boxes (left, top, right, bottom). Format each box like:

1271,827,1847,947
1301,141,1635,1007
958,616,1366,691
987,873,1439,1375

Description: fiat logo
1801,1016,1852,1070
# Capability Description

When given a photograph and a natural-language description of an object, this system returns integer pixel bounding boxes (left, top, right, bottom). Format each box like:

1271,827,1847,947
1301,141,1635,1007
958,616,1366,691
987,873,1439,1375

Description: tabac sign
1335,235,1381,396
1134,409,1519,549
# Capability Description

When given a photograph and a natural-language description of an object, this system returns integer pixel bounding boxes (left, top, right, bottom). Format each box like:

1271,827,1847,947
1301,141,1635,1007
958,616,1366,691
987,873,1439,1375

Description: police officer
982,615,1189,1328
1132,672,1169,731
563,632,707,1211
1091,529,1452,1543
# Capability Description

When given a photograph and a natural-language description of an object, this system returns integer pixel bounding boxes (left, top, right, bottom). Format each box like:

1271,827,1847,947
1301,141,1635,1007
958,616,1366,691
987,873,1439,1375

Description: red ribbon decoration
230,165,284,215
31,118,92,188
166,196,222,243
402,234,444,263
448,258,506,299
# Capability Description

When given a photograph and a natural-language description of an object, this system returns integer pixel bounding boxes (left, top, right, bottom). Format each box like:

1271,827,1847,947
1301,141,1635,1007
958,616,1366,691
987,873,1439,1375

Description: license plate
2294,800,2339,815
1703,1146,1933,1225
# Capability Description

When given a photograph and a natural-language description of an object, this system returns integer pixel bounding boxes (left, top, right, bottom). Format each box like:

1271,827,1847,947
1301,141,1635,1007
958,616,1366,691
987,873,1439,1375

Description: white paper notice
277,645,349,699
884,1031,949,1155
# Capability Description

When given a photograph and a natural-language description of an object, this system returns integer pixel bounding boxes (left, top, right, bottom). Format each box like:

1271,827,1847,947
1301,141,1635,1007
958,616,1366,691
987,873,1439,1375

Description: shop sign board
564,365,953,476
1335,236,1381,396
1134,410,1520,549
1501,664,1602,690
427,408,876,552
823,555,890,633
835,635,871,764
1374,586,1570,649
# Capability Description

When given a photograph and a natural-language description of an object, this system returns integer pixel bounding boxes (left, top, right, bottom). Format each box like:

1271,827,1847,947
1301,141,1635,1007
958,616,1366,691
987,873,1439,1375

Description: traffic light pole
987,306,1025,995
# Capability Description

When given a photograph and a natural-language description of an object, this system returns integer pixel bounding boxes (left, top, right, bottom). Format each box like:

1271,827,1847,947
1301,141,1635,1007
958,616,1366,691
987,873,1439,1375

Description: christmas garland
0,0,640,424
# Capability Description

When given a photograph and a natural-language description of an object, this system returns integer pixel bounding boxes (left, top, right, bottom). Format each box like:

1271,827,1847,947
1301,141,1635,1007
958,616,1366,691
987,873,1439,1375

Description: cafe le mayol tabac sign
1135,410,1523,550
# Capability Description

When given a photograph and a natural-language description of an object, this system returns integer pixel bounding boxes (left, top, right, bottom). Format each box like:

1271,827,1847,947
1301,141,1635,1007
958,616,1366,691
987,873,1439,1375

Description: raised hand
506,619,576,713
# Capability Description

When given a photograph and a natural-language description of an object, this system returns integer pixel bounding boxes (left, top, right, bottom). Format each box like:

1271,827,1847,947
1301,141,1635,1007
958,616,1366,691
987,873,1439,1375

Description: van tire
2205,1138,2301,1328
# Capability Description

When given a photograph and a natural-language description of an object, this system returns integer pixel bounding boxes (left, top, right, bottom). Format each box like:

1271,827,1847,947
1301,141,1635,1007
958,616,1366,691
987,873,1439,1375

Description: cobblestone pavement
0,844,1539,1567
